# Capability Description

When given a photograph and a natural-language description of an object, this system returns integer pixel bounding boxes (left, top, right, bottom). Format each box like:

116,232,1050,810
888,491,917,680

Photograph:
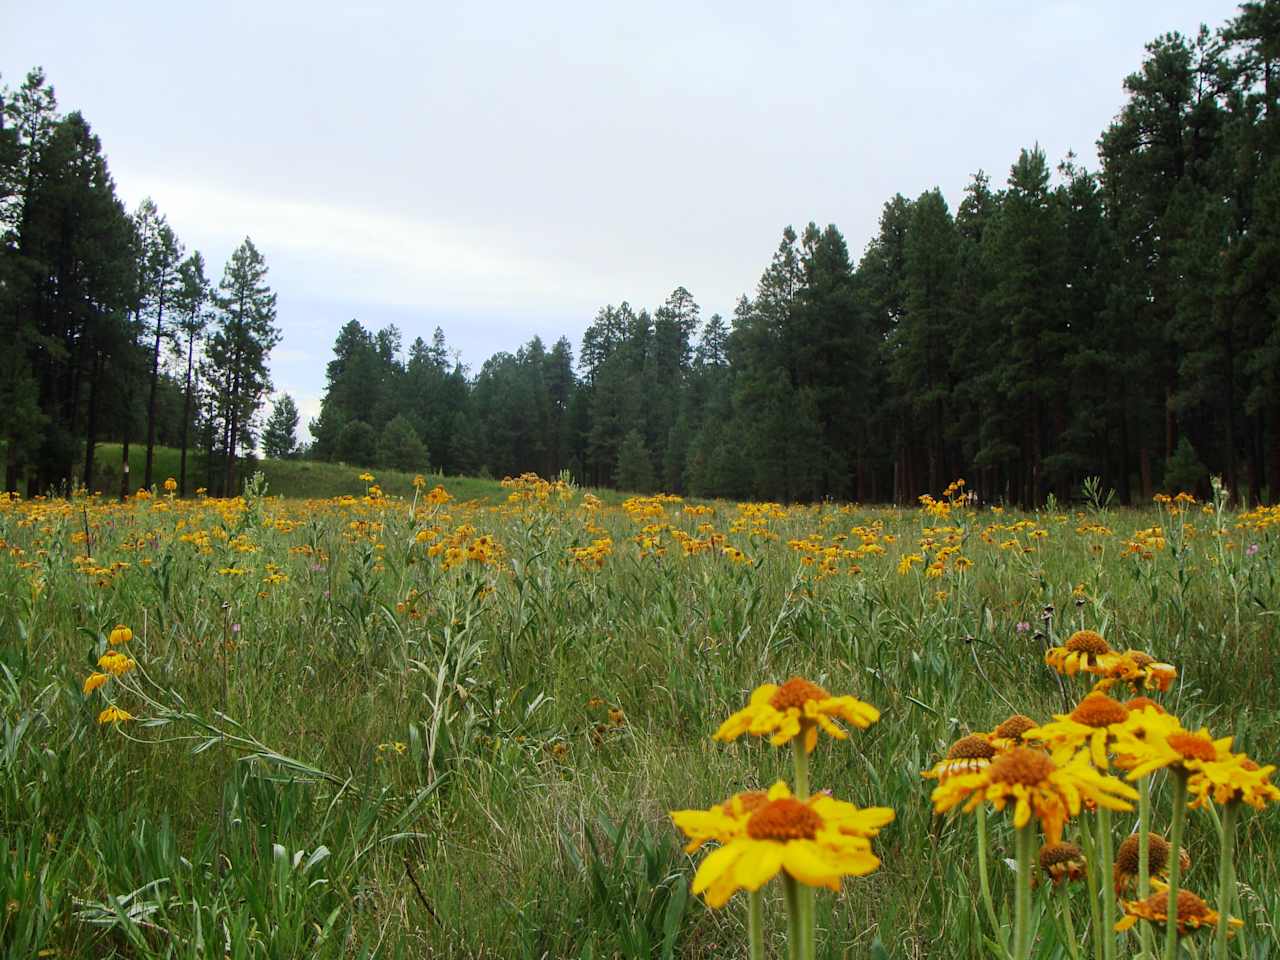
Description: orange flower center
1039,841,1083,869
746,798,822,841
988,747,1056,786
734,791,770,815
1116,833,1170,875
1124,696,1164,714
995,714,1037,741
1241,758,1261,772
947,734,997,760
770,677,830,711
1123,650,1156,668
1168,732,1217,762
1066,630,1110,656
1137,889,1213,921
1071,693,1130,727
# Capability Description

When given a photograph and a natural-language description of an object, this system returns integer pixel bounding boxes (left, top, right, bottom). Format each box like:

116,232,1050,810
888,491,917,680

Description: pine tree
615,429,655,493
262,394,300,459
377,414,429,471
173,252,210,495
207,238,280,494
134,199,185,489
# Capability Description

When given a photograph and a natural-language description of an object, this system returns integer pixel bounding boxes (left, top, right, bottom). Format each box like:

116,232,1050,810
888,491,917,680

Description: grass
1,477,1277,958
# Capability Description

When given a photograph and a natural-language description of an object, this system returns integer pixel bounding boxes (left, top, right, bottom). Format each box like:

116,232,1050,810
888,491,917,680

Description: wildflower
673,781,891,908
97,705,133,724
931,746,1137,843
1045,629,1112,676
163,477,177,493
1025,692,1131,768
1114,833,1188,895
990,714,1039,749
358,472,374,482
714,677,880,754
83,672,110,695
97,651,136,676
1114,721,1233,781
108,624,133,646
1092,649,1177,693
608,708,626,727
1015,621,1031,634
1115,886,1241,936
922,734,997,780
1038,841,1086,887
1186,754,1280,810
1246,543,1259,557
671,789,771,853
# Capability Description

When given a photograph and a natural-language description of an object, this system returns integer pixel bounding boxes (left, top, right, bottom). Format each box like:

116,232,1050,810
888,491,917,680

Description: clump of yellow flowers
670,677,890,960
923,626,1278,960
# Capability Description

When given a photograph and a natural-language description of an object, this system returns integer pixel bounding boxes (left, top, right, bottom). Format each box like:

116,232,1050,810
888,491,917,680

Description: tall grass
0,477,1276,957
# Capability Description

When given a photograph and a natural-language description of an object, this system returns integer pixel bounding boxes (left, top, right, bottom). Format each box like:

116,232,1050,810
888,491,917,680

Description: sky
3,0,1243,441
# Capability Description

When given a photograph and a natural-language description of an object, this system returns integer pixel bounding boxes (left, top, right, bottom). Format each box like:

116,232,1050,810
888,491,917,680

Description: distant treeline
1,68,280,498
310,8,1280,505
5,4,1279,505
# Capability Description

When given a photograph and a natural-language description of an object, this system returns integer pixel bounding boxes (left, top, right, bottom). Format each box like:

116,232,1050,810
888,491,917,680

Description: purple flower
1016,621,1031,634
231,623,241,633
1246,543,1260,557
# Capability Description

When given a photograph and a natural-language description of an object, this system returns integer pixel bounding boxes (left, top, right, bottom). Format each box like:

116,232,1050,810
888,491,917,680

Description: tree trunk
143,293,165,489
84,351,101,489
119,434,131,501
179,334,194,497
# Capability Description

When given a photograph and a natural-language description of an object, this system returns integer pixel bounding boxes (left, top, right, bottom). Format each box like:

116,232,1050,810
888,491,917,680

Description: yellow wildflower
714,677,880,754
673,781,892,908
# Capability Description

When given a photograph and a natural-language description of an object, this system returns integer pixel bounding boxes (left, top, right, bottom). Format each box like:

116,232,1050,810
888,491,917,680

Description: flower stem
791,737,810,800
748,889,765,960
1215,801,1238,960
1098,807,1116,960
976,803,1007,954
783,873,802,960
1014,822,1035,960
790,736,815,960
1079,819,1105,960
1059,882,1083,960
1139,777,1155,960
1164,774,1188,960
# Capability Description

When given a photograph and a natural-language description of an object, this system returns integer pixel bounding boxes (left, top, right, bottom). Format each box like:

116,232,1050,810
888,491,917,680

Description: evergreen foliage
6,5,1280,504
376,414,429,472
262,394,300,460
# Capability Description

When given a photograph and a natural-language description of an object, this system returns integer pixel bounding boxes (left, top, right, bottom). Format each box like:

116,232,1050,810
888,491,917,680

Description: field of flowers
1,473,1277,958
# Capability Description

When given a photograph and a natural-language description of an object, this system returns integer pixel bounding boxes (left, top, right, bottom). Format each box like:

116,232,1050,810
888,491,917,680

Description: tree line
1,68,281,498
311,7,1280,505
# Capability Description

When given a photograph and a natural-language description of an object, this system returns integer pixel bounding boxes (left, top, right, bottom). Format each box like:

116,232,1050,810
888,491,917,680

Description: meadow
1,472,1278,959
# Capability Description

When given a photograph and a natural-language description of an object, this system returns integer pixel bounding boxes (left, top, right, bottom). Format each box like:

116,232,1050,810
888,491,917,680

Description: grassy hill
85,444,509,501
86,444,635,503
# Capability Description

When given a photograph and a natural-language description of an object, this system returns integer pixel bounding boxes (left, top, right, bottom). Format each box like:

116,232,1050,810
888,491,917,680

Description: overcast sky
4,1,1242,440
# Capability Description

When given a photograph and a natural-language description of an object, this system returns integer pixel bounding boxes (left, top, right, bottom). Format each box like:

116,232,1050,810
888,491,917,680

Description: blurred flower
82,672,110,695
1114,833,1187,895
1039,841,1086,887
97,705,133,724
1115,886,1240,936
1045,629,1112,676
931,746,1137,843
714,677,880,754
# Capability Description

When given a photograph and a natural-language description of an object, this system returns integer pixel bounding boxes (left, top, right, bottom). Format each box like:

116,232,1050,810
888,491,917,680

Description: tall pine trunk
179,334,195,497
83,351,101,490
143,292,165,489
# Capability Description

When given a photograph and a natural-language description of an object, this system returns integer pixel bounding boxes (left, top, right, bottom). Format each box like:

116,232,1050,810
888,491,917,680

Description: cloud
128,176,617,314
